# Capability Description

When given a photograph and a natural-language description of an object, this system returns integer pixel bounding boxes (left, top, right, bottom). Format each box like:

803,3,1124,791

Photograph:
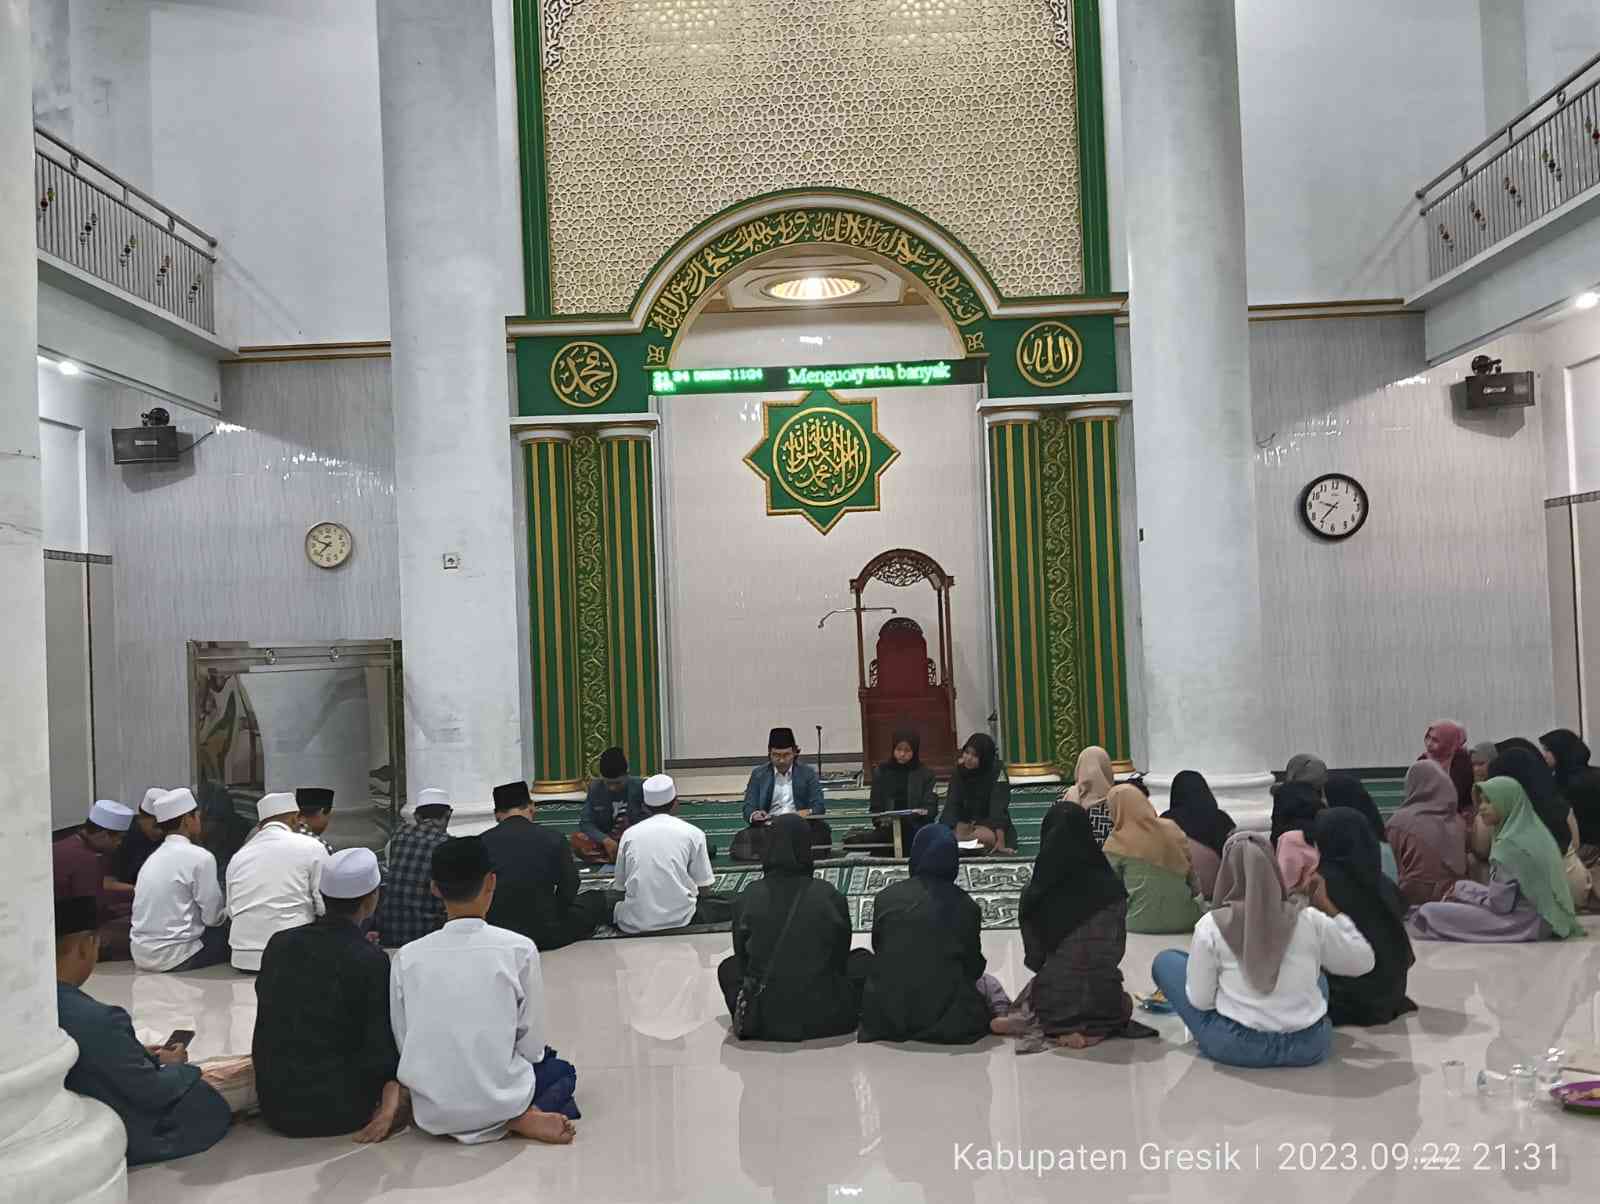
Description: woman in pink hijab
1424,720,1475,814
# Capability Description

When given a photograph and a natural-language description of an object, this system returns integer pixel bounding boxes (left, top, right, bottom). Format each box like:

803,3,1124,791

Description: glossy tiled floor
97,920,1600,1203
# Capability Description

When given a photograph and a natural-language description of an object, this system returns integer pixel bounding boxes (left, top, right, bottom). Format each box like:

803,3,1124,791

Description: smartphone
164,1029,195,1050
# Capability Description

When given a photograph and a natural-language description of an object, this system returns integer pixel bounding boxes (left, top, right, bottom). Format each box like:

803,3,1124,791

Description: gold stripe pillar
985,411,1055,776
519,428,584,791
598,424,664,774
1068,406,1132,767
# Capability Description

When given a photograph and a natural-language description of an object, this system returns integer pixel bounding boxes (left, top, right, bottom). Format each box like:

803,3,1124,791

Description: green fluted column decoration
519,429,584,792
1068,408,1132,768
985,411,1055,776
598,424,664,775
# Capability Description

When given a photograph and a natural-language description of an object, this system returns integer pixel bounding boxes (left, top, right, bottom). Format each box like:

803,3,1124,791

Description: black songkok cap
492,780,531,811
56,895,99,938
296,787,334,812
431,836,492,894
598,747,629,780
768,727,798,751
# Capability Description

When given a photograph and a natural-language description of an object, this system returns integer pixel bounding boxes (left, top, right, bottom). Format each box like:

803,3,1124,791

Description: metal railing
1416,50,1600,281
33,126,219,333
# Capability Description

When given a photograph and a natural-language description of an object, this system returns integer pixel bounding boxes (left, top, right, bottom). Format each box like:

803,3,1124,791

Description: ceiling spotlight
763,274,866,303
57,360,81,376
1577,291,1599,310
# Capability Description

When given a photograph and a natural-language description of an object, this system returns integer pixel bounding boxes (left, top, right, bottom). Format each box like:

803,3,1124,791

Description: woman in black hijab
1542,729,1600,861
940,732,1016,853
1491,742,1571,854
995,807,1153,1047
849,729,937,856
859,824,993,1044
1324,774,1398,881
717,814,871,1041
1270,781,1325,846
1162,770,1235,897
1312,808,1416,1026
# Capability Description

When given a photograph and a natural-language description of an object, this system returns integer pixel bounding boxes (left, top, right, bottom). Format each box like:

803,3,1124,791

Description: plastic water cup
1477,1069,1510,1096
1510,1064,1537,1109
1536,1054,1564,1093
1442,1058,1466,1096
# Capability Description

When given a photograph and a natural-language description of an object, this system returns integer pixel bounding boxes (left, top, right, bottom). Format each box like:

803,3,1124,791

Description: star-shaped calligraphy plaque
743,390,900,534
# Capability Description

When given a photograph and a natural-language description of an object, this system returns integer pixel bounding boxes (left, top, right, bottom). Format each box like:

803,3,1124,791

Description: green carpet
553,777,1408,936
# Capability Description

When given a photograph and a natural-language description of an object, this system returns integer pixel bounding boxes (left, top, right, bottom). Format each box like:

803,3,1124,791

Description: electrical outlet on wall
442,553,461,570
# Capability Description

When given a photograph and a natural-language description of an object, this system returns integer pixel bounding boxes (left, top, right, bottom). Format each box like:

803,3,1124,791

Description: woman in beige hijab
1060,746,1116,846
1101,785,1202,933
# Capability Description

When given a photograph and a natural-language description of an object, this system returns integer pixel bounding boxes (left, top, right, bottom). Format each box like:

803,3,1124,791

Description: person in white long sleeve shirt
225,792,328,971
1150,831,1373,1068
390,835,580,1145
132,789,229,972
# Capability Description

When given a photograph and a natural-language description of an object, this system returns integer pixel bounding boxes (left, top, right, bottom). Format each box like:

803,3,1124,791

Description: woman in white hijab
1149,832,1374,1068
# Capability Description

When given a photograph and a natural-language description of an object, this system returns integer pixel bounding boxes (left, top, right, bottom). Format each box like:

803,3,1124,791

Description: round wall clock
1298,474,1368,541
305,521,354,568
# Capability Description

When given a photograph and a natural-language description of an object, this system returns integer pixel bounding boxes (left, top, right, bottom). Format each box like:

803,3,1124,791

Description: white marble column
377,0,524,810
0,4,127,1199
1117,0,1273,822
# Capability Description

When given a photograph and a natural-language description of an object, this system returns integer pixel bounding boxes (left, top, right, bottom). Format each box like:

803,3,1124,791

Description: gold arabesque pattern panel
541,0,1082,313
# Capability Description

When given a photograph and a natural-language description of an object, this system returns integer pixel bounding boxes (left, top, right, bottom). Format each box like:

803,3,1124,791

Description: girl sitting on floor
1101,784,1203,933
1150,832,1374,1069
1275,830,1321,899
1160,770,1235,898
993,807,1157,1049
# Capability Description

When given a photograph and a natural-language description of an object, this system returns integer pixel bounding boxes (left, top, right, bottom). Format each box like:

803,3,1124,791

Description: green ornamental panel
744,389,899,534
522,433,584,791
600,432,664,775
1038,414,1084,773
986,417,1054,775
571,434,612,779
1069,415,1131,765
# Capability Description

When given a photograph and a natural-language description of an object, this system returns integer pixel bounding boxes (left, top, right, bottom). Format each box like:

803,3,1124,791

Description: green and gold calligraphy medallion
744,390,899,534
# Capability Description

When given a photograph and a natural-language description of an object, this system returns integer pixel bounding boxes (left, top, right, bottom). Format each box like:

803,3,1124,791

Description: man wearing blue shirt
739,727,831,858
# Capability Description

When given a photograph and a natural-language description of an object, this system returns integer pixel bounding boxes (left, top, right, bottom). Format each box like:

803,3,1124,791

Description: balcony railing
34,126,218,334
1416,50,1600,281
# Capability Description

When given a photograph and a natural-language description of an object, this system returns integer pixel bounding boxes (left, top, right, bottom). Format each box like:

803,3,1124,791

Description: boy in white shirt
225,792,328,971
612,774,729,934
390,836,579,1144
131,789,229,972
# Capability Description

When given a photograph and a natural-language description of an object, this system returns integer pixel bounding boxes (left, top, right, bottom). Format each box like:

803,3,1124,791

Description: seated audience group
48,716,1599,1168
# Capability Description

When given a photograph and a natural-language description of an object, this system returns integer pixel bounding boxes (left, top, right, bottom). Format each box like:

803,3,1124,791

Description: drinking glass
1442,1058,1466,1096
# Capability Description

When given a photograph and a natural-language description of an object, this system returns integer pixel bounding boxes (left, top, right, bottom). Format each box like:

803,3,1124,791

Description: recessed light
763,274,866,303
1576,291,1599,311
57,360,81,376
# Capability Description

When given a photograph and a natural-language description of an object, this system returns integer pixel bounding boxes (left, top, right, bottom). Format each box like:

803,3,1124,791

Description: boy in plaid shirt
376,789,453,948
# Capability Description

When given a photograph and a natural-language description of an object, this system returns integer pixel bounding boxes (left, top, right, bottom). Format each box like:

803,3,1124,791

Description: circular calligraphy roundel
1015,320,1084,389
771,407,873,506
549,340,619,408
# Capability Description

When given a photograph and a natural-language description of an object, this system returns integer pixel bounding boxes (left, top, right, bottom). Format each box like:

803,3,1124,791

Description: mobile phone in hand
164,1029,195,1050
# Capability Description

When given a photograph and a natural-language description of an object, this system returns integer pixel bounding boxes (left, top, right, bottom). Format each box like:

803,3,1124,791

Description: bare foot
353,1082,408,1143
509,1108,576,1144
990,1015,1029,1037
1056,1032,1105,1050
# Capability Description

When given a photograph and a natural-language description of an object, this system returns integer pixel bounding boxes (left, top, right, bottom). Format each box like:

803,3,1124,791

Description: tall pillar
1068,407,1131,767
0,3,128,1199
377,0,524,806
599,424,663,774
519,430,584,792
1118,0,1272,810
985,412,1054,777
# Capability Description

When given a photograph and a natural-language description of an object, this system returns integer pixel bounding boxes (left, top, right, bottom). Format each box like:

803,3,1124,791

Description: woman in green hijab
1408,777,1582,942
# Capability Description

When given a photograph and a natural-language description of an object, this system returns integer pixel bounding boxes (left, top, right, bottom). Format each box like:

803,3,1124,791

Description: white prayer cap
257,792,299,822
416,787,450,809
321,848,381,899
141,787,168,815
643,773,677,808
151,788,198,823
89,800,135,831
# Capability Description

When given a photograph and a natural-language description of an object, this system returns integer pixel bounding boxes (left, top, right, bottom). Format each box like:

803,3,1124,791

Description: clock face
305,521,353,568
1299,474,1368,541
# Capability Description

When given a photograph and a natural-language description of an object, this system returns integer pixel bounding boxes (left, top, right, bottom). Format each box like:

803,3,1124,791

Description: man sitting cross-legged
391,836,580,1144
253,848,407,1142
55,895,232,1165
484,780,612,950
